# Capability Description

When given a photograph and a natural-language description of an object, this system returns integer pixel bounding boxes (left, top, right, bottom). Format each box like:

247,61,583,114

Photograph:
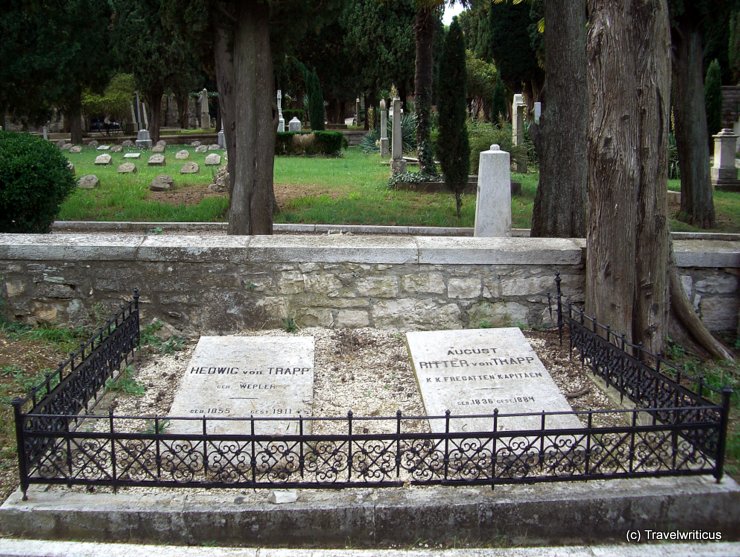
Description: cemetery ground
0,314,737,508
58,146,740,233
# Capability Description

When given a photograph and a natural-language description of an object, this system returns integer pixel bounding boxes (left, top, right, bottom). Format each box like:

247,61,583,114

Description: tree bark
227,1,275,235
671,19,716,228
586,0,671,355
213,3,236,198
66,91,83,145
414,6,437,176
531,0,587,238
145,89,163,143
175,93,190,130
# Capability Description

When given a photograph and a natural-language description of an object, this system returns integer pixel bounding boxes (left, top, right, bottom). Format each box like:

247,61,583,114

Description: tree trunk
414,6,437,176
67,93,83,145
145,89,163,143
531,0,587,238
227,1,275,235
586,0,671,355
671,19,716,228
175,93,190,130
213,3,236,198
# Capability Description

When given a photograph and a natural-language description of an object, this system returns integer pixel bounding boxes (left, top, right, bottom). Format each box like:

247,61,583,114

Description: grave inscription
168,336,314,435
407,328,582,433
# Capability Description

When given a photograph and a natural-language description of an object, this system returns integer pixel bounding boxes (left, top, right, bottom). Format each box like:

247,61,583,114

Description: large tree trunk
414,6,437,176
213,3,236,198
531,0,587,238
227,1,275,235
145,89,163,143
586,0,671,355
671,19,716,228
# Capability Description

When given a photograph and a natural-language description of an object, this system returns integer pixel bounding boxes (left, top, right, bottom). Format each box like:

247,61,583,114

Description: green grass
59,145,229,222
57,146,739,232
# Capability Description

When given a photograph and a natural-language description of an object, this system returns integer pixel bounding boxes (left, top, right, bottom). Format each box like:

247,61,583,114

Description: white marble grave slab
123,152,141,159
168,336,314,436
407,328,582,434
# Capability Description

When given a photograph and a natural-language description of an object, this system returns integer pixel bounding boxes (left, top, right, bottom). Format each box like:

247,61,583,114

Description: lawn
58,145,739,232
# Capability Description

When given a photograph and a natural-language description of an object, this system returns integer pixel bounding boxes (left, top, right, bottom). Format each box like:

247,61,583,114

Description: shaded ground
146,183,343,211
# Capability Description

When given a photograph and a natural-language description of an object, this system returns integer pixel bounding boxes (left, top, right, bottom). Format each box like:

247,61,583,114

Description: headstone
117,162,137,174
167,336,315,435
208,143,220,151
180,162,199,174
150,174,174,191
42,125,48,140
512,94,525,146
69,146,82,153
88,140,99,148
97,145,111,151
60,143,72,151
512,94,527,173
77,175,99,189
123,152,141,159
218,125,226,148
199,88,210,129
711,128,739,190
156,139,167,148
122,140,135,148
56,140,67,149
130,102,139,133
533,102,542,124
94,154,112,165
355,97,361,126
148,154,165,166
277,89,285,133
175,150,189,160
475,144,511,237
391,97,406,174
205,153,221,166
288,117,302,132
67,162,75,174
111,145,123,153
136,129,152,149
380,99,389,158
152,144,166,153
190,140,202,147
195,145,208,154
406,328,582,434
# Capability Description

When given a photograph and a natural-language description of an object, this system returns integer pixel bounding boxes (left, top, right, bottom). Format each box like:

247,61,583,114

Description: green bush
0,132,76,233
360,112,418,154
275,131,345,156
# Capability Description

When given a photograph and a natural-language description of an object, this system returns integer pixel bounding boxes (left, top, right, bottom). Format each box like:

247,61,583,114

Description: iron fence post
12,398,29,501
714,387,733,483
555,273,563,346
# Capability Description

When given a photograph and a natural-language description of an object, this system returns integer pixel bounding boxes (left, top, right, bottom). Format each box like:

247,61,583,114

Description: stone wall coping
0,234,736,268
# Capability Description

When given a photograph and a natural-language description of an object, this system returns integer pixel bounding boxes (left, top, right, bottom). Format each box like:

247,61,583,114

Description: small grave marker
180,162,199,174
123,152,141,159
407,328,582,434
148,154,165,166
168,336,315,435
94,154,111,165
117,162,137,174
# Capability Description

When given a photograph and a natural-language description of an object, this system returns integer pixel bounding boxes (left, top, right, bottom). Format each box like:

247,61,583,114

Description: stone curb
0,539,738,557
1,476,738,548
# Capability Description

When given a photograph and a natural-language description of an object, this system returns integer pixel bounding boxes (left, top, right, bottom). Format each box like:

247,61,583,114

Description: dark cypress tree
307,68,325,131
491,75,507,124
436,17,470,219
704,59,722,138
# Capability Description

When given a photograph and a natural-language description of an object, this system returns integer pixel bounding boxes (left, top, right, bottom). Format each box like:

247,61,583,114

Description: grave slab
406,328,582,434
168,336,314,435
123,152,141,159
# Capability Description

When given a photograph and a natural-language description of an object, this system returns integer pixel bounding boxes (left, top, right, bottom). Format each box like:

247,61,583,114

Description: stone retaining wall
0,235,737,336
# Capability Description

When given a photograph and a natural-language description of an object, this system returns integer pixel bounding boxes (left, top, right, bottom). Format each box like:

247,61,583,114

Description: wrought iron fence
12,290,140,496
10,282,732,499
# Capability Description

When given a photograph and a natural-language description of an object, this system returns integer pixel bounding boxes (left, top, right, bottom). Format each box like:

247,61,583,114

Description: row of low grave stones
92,152,222,167
168,328,581,438
78,173,177,191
